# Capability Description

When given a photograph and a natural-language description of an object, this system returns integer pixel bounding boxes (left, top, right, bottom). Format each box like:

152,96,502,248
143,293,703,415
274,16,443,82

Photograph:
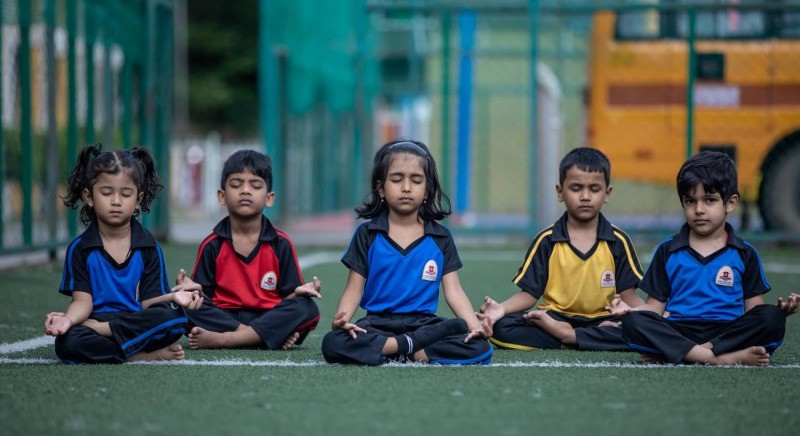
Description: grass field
1,242,799,435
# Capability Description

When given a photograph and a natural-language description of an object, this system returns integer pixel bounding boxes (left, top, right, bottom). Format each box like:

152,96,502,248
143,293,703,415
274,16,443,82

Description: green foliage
187,1,260,138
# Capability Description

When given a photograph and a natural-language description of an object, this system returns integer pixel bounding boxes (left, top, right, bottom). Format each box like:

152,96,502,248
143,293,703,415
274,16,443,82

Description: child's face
556,165,611,223
218,170,274,219
681,184,738,238
83,172,143,228
379,153,427,218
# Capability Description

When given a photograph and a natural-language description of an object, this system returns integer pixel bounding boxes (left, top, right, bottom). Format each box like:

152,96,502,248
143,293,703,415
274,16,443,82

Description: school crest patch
260,271,278,291
600,269,616,288
715,266,734,287
422,260,438,282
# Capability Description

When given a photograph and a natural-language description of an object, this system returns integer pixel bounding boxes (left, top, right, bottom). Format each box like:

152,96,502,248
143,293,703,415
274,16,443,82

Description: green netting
265,0,376,115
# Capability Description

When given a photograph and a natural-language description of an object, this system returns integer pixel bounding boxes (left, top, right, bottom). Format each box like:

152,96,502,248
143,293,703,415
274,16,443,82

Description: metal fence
4,0,800,256
0,0,174,255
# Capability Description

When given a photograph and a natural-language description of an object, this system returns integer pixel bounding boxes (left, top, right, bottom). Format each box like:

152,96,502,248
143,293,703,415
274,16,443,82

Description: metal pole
18,0,33,247
85,1,96,145
455,11,475,213
259,0,282,219
66,0,78,235
45,0,59,255
686,8,696,159
440,12,452,198
528,0,540,234
0,3,4,246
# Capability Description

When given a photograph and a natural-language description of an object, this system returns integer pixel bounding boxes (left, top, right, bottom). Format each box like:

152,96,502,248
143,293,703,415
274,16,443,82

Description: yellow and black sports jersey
512,212,643,318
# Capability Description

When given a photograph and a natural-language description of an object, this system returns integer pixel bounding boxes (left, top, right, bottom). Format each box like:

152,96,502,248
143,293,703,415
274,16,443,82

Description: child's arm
479,291,538,325
141,289,203,310
286,277,322,299
776,292,800,316
628,296,666,315
331,270,367,338
442,272,489,341
44,291,93,336
605,287,645,317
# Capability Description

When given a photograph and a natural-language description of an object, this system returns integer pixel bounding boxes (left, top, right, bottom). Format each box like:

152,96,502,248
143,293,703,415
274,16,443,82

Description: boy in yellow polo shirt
480,147,645,351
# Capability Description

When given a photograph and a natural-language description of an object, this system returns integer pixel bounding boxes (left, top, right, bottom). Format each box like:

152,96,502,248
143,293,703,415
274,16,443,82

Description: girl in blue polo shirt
321,139,492,365
44,144,202,363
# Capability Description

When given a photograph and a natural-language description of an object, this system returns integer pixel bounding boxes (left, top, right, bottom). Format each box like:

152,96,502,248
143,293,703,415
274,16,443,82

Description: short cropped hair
221,149,273,191
677,151,738,202
559,147,611,186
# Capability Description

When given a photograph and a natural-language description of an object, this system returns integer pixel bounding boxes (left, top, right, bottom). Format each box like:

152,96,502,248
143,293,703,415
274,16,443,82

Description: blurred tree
188,1,259,139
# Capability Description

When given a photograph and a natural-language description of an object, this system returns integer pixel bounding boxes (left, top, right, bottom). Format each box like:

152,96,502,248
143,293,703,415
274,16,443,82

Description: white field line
0,335,54,354
0,251,797,356
0,253,341,356
1,357,799,368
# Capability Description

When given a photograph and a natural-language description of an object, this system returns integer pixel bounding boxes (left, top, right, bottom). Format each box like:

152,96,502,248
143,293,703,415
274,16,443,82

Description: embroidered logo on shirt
260,271,277,291
422,260,438,282
715,266,734,287
600,269,616,288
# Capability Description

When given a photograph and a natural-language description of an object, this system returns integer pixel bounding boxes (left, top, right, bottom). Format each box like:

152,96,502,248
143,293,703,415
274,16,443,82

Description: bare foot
81,319,112,337
523,310,577,345
187,327,228,349
598,320,621,327
128,344,185,362
282,332,301,350
715,346,770,366
684,345,770,366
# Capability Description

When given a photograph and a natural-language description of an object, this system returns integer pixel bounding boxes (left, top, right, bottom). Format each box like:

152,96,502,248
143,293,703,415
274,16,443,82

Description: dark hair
355,139,451,221
559,147,611,186
62,144,164,227
221,149,273,191
677,151,738,202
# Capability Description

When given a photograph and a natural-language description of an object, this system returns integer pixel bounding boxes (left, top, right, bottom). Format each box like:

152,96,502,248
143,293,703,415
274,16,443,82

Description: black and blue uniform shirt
59,219,170,314
341,211,462,315
512,212,643,318
640,223,770,322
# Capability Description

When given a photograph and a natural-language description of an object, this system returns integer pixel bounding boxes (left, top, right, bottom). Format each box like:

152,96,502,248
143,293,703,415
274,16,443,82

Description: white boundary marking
1,251,798,358
0,335,54,354
1,357,799,368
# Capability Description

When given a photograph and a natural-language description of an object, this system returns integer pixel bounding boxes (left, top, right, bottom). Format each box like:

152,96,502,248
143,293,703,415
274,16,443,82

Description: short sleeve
611,230,644,292
638,241,672,302
740,244,771,299
273,234,304,297
511,233,553,299
59,240,91,296
341,222,372,278
192,237,220,297
137,244,170,301
438,228,462,275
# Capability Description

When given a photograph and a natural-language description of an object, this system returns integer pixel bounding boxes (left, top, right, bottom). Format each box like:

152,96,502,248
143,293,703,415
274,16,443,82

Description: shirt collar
80,219,156,249
550,212,616,243
366,208,449,237
669,222,746,252
213,215,278,242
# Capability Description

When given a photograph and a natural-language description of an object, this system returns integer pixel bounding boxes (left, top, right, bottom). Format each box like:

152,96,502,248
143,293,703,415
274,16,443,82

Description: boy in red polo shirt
174,150,321,350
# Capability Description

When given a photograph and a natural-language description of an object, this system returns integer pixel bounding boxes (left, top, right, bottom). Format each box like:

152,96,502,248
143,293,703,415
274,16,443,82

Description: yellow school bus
586,6,800,230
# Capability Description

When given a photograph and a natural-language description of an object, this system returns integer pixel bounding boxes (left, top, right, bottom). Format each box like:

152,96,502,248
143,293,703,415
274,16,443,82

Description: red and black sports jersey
191,215,304,311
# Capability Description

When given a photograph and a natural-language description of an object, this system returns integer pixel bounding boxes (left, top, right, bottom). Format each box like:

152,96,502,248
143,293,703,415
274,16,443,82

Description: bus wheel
759,139,800,231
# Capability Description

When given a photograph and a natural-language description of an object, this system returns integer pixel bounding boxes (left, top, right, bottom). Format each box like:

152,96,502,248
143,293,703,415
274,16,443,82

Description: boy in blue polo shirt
622,151,799,365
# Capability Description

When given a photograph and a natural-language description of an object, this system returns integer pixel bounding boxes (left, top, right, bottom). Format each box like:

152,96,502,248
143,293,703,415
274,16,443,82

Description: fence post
45,0,59,256
18,0,33,247
686,7,696,159
85,0,97,145
0,2,4,247
66,0,78,236
528,0,540,235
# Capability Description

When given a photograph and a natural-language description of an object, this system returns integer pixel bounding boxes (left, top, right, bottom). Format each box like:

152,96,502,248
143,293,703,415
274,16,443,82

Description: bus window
677,9,766,39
